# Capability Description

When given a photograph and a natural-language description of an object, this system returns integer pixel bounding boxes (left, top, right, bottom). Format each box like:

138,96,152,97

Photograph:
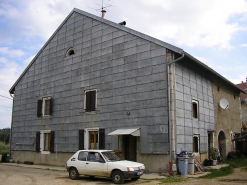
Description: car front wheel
69,167,79,180
112,170,125,184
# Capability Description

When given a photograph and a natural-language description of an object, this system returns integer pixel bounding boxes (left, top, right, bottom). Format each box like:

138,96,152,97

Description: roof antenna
87,0,114,19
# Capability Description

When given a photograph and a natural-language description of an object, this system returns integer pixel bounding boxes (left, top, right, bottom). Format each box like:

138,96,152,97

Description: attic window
66,48,75,56
217,86,220,92
234,94,236,99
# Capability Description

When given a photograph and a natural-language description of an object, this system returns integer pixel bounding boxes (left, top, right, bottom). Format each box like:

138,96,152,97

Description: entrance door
218,131,226,157
123,135,136,161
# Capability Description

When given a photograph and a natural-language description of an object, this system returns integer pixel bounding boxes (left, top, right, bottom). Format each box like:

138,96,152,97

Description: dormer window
66,48,75,56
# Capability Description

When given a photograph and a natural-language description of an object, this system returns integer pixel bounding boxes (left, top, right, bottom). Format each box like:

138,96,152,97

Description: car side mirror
71,158,76,161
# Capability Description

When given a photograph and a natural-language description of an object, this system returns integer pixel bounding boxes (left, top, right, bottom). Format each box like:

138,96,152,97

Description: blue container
177,157,189,176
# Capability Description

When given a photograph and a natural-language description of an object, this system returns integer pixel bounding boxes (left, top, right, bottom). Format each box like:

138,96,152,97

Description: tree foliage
0,128,10,144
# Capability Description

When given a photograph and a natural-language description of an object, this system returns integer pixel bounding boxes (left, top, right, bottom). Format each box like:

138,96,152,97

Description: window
192,100,199,119
87,152,104,162
89,131,98,149
217,86,220,92
84,89,97,112
37,97,52,117
66,48,75,56
78,151,88,161
193,135,200,153
36,130,55,154
43,132,50,151
79,128,105,150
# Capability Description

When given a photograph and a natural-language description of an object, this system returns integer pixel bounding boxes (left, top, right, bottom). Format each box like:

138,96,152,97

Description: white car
66,150,145,184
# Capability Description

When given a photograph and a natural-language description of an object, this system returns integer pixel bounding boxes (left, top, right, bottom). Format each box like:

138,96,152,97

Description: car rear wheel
112,170,125,184
69,167,79,180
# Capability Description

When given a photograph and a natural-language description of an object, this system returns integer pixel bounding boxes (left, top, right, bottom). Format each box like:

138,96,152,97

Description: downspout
167,51,184,174
9,93,14,159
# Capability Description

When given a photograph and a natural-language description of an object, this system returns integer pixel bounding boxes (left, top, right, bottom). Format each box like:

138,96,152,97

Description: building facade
9,8,244,172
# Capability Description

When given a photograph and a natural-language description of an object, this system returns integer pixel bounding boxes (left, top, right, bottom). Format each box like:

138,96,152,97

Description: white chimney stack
101,9,106,18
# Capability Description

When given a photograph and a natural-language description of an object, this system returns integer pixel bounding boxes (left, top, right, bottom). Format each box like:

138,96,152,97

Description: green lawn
199,157,247,179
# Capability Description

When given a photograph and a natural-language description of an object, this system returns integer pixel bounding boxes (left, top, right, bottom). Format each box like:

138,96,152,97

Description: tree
0,128,10,144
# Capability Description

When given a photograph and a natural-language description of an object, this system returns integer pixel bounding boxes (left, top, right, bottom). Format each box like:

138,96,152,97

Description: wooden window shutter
37,100,42,117
36,131,40,152
99,129,105,149
49,98,52,115
86,92,91,112
91,91,96,111
50,131,55,153
79,130,84,150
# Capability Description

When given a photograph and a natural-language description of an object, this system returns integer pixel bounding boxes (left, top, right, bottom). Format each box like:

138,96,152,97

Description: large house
9,8,245,172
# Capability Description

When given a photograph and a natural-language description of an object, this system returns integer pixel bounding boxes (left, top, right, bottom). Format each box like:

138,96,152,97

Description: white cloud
116,0,247,48
239,44,247,47
2,0,247,49
0,47,25,58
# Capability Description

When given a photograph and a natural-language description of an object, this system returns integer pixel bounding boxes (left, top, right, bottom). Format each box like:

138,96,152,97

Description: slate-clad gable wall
175,61,215,153
11,12,169,153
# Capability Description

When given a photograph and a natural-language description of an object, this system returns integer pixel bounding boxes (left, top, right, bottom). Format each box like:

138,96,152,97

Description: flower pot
213,160,217,166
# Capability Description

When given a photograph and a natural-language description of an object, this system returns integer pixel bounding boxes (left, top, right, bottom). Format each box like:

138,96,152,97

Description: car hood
111,160,144,167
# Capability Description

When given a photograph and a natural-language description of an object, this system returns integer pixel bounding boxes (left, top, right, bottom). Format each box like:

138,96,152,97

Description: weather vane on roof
87,0,115,18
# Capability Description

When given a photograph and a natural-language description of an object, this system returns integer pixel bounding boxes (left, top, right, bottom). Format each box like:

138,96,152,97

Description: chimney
101,9,106,18
119,21,126,26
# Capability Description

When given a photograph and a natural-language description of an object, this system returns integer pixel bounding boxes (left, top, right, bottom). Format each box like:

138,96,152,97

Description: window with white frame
37,97,52,117
192,100,199,119
193,135,200,153
84,89,97,112
36,130,55,154
79,127,105,150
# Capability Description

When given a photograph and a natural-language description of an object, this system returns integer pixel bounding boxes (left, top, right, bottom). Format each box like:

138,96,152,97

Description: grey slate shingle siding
11,11,169,153
175,61,215,153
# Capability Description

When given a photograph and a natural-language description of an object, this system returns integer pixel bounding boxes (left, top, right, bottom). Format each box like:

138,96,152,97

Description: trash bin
188,156,195,174
177,157,189,176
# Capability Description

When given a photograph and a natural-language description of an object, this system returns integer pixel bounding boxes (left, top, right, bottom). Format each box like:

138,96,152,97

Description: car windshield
102,151,122,162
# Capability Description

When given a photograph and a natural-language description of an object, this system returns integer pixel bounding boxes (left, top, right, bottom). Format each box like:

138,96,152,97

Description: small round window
66,48,75,56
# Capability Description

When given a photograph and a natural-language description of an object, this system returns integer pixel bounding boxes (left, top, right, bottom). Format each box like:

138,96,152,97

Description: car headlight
127,167,135,172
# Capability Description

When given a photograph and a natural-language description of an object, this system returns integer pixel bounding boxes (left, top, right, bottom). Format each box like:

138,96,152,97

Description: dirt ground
0,164,247,185
141,168,247,185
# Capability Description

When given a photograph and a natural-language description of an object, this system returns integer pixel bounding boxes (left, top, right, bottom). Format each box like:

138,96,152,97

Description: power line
0,95,13,100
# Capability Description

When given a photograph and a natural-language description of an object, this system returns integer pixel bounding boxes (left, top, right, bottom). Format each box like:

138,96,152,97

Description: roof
9,8,246,95
236,82,247,101
184,52,246,94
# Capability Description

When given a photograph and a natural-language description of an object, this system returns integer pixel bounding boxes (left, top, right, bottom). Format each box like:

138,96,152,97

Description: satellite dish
219,98,229,109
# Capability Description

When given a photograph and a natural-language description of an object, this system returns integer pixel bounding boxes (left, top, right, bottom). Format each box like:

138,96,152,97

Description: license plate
137,171,143,175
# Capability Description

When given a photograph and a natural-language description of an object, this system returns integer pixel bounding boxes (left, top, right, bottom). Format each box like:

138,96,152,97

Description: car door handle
86,163,89,164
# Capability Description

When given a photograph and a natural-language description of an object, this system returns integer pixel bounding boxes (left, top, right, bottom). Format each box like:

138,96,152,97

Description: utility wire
0,95,13,100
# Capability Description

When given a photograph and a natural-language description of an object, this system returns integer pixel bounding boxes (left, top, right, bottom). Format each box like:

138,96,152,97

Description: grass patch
199,166,234,179
227,157,247,168
241,167,247,172
159,177,185,183
199,157,247,179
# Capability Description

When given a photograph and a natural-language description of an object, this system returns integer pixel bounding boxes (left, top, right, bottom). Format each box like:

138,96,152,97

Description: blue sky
0,0,247,129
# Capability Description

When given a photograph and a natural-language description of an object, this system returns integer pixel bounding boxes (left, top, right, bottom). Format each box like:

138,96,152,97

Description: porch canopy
108,128,140,136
